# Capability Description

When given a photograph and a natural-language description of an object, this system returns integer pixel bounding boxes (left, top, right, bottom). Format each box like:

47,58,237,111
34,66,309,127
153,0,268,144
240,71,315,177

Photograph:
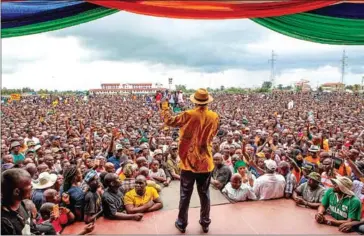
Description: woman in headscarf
234,160,255,187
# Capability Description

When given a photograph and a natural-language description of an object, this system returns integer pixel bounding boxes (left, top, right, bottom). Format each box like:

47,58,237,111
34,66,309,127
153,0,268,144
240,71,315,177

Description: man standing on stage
160,88,219,233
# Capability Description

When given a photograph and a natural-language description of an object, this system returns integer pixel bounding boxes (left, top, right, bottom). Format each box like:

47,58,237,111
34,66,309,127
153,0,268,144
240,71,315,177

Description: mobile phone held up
332,156,343,170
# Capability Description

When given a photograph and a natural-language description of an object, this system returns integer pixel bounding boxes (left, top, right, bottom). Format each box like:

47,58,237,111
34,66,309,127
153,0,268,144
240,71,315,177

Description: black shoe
199,221,209,233
175,221,186,233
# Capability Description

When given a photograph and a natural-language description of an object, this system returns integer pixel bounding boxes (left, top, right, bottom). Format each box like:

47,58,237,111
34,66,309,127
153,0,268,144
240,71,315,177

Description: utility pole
268,50,277,87
340,50,348,88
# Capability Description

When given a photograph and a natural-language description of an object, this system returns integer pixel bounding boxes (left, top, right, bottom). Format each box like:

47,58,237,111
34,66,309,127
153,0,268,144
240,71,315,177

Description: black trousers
177,170,212,228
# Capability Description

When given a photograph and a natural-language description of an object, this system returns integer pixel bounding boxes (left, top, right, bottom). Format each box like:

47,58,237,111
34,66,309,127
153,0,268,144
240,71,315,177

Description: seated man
253,160,286,200
138,167,161,192
293,172,325,209
124,175,163,214
315,176,362,228
222,174,256,203
211,153,232,190
120,163,137,194
278,161,297,198
102,173,143,221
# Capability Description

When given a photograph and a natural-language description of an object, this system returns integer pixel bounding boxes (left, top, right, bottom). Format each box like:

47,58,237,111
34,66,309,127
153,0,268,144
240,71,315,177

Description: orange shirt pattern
161,106,219,173
304,156,320,166
323,139,329,151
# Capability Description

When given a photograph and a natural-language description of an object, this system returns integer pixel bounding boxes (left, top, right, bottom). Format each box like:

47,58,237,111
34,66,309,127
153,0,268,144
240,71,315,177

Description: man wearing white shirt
24,129,40,145
222,174,256,203
253,159,286,200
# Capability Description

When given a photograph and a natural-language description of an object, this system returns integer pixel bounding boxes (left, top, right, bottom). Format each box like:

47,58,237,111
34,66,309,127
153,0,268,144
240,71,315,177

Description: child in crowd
149,160,167,184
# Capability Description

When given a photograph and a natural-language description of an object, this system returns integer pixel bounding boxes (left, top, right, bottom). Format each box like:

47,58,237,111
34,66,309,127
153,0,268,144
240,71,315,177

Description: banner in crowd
10,94,20,101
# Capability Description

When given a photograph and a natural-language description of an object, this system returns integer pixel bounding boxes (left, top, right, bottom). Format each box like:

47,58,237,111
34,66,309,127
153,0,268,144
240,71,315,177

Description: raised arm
160,101,190,127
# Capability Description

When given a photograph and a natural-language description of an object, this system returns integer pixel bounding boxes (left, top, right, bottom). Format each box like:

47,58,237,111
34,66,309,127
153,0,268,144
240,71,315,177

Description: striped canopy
2,0,364,45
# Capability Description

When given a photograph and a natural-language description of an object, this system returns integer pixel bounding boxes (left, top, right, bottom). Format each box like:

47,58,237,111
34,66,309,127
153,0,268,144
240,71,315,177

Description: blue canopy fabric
309,3,364,19
2,1,99,28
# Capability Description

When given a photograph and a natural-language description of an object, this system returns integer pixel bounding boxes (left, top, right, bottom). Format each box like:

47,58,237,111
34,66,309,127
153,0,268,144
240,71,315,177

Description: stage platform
62,181,348,235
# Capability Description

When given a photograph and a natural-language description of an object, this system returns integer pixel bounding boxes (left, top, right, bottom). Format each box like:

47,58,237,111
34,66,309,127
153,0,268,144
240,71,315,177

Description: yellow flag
52,100,58,107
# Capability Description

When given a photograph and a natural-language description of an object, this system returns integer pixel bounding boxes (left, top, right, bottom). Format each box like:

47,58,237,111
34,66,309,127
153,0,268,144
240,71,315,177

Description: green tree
261,81,272,90
220,85,225,91
281,85,293,90
277,84,283,90
345,85,354,90
175,84,187,92
353,84,361,91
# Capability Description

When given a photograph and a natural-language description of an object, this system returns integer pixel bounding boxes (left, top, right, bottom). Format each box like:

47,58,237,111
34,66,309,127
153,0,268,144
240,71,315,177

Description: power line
268,50,277,87
340,50,348,85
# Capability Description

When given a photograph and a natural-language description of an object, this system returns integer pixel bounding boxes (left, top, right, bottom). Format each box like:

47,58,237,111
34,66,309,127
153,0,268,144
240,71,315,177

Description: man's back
162,106,219,173
253,173,286,200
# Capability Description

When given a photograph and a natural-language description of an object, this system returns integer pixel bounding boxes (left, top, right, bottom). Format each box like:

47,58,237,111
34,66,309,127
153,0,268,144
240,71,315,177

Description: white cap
115,144,123,151
264,159,277,171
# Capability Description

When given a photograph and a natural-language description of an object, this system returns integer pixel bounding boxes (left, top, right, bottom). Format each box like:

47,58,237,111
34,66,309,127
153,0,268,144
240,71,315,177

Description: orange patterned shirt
161,105,219,173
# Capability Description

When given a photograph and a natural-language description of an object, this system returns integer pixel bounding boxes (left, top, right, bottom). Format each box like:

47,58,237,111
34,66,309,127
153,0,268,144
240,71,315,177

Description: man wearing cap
50,136,61,148
10,141,25,165
253,159,286,200
160,88,219,233
293,172,325,209
166,143,181,180
83,170,102,224
305,145,320,166
315,176,362,227
107,144,124,170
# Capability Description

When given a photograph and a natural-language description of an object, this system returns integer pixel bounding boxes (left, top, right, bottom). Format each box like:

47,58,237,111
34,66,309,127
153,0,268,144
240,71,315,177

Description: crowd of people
1,89,364,234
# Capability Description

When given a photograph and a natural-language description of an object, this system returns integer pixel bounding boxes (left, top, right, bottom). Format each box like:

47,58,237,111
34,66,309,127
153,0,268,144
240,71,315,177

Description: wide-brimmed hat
189,88,213,105
32,172,57,190
331,176,355,196
10,141,21,149
308,145,320,153
34,145,42,151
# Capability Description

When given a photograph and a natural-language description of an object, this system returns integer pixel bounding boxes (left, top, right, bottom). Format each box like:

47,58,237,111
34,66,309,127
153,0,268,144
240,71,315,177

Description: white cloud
2,17,363,91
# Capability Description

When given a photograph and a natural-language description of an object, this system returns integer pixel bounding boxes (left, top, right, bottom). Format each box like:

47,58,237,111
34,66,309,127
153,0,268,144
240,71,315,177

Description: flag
52,100,58,107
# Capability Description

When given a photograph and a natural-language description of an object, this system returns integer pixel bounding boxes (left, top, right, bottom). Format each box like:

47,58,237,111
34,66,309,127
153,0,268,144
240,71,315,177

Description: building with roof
320,82,345,91
90,83,166,95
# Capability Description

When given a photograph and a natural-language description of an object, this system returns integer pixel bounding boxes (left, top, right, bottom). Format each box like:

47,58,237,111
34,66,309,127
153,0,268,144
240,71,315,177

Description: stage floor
62,181,348,234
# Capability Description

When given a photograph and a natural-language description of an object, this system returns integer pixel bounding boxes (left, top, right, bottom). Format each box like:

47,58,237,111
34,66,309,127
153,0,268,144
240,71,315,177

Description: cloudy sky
2,11,364,90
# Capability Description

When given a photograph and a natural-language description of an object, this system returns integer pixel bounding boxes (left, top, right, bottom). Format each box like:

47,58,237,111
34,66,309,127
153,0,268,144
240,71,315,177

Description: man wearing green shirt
10,141,25,165
315,176,362,227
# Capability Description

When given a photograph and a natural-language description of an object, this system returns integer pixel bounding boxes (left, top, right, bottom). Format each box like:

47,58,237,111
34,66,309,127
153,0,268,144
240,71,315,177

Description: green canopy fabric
2,7,118,38
251,13,364,45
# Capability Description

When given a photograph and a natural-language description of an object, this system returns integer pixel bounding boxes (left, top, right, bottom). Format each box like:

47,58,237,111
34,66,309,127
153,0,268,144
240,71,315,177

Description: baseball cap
264,159,277,171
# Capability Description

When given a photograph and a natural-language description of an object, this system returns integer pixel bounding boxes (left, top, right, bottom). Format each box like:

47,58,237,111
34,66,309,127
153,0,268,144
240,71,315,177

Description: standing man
1,168,34,235
161,88,219,233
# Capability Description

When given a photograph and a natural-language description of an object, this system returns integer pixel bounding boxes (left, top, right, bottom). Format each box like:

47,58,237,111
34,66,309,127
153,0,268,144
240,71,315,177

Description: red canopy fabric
87,0,339,19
